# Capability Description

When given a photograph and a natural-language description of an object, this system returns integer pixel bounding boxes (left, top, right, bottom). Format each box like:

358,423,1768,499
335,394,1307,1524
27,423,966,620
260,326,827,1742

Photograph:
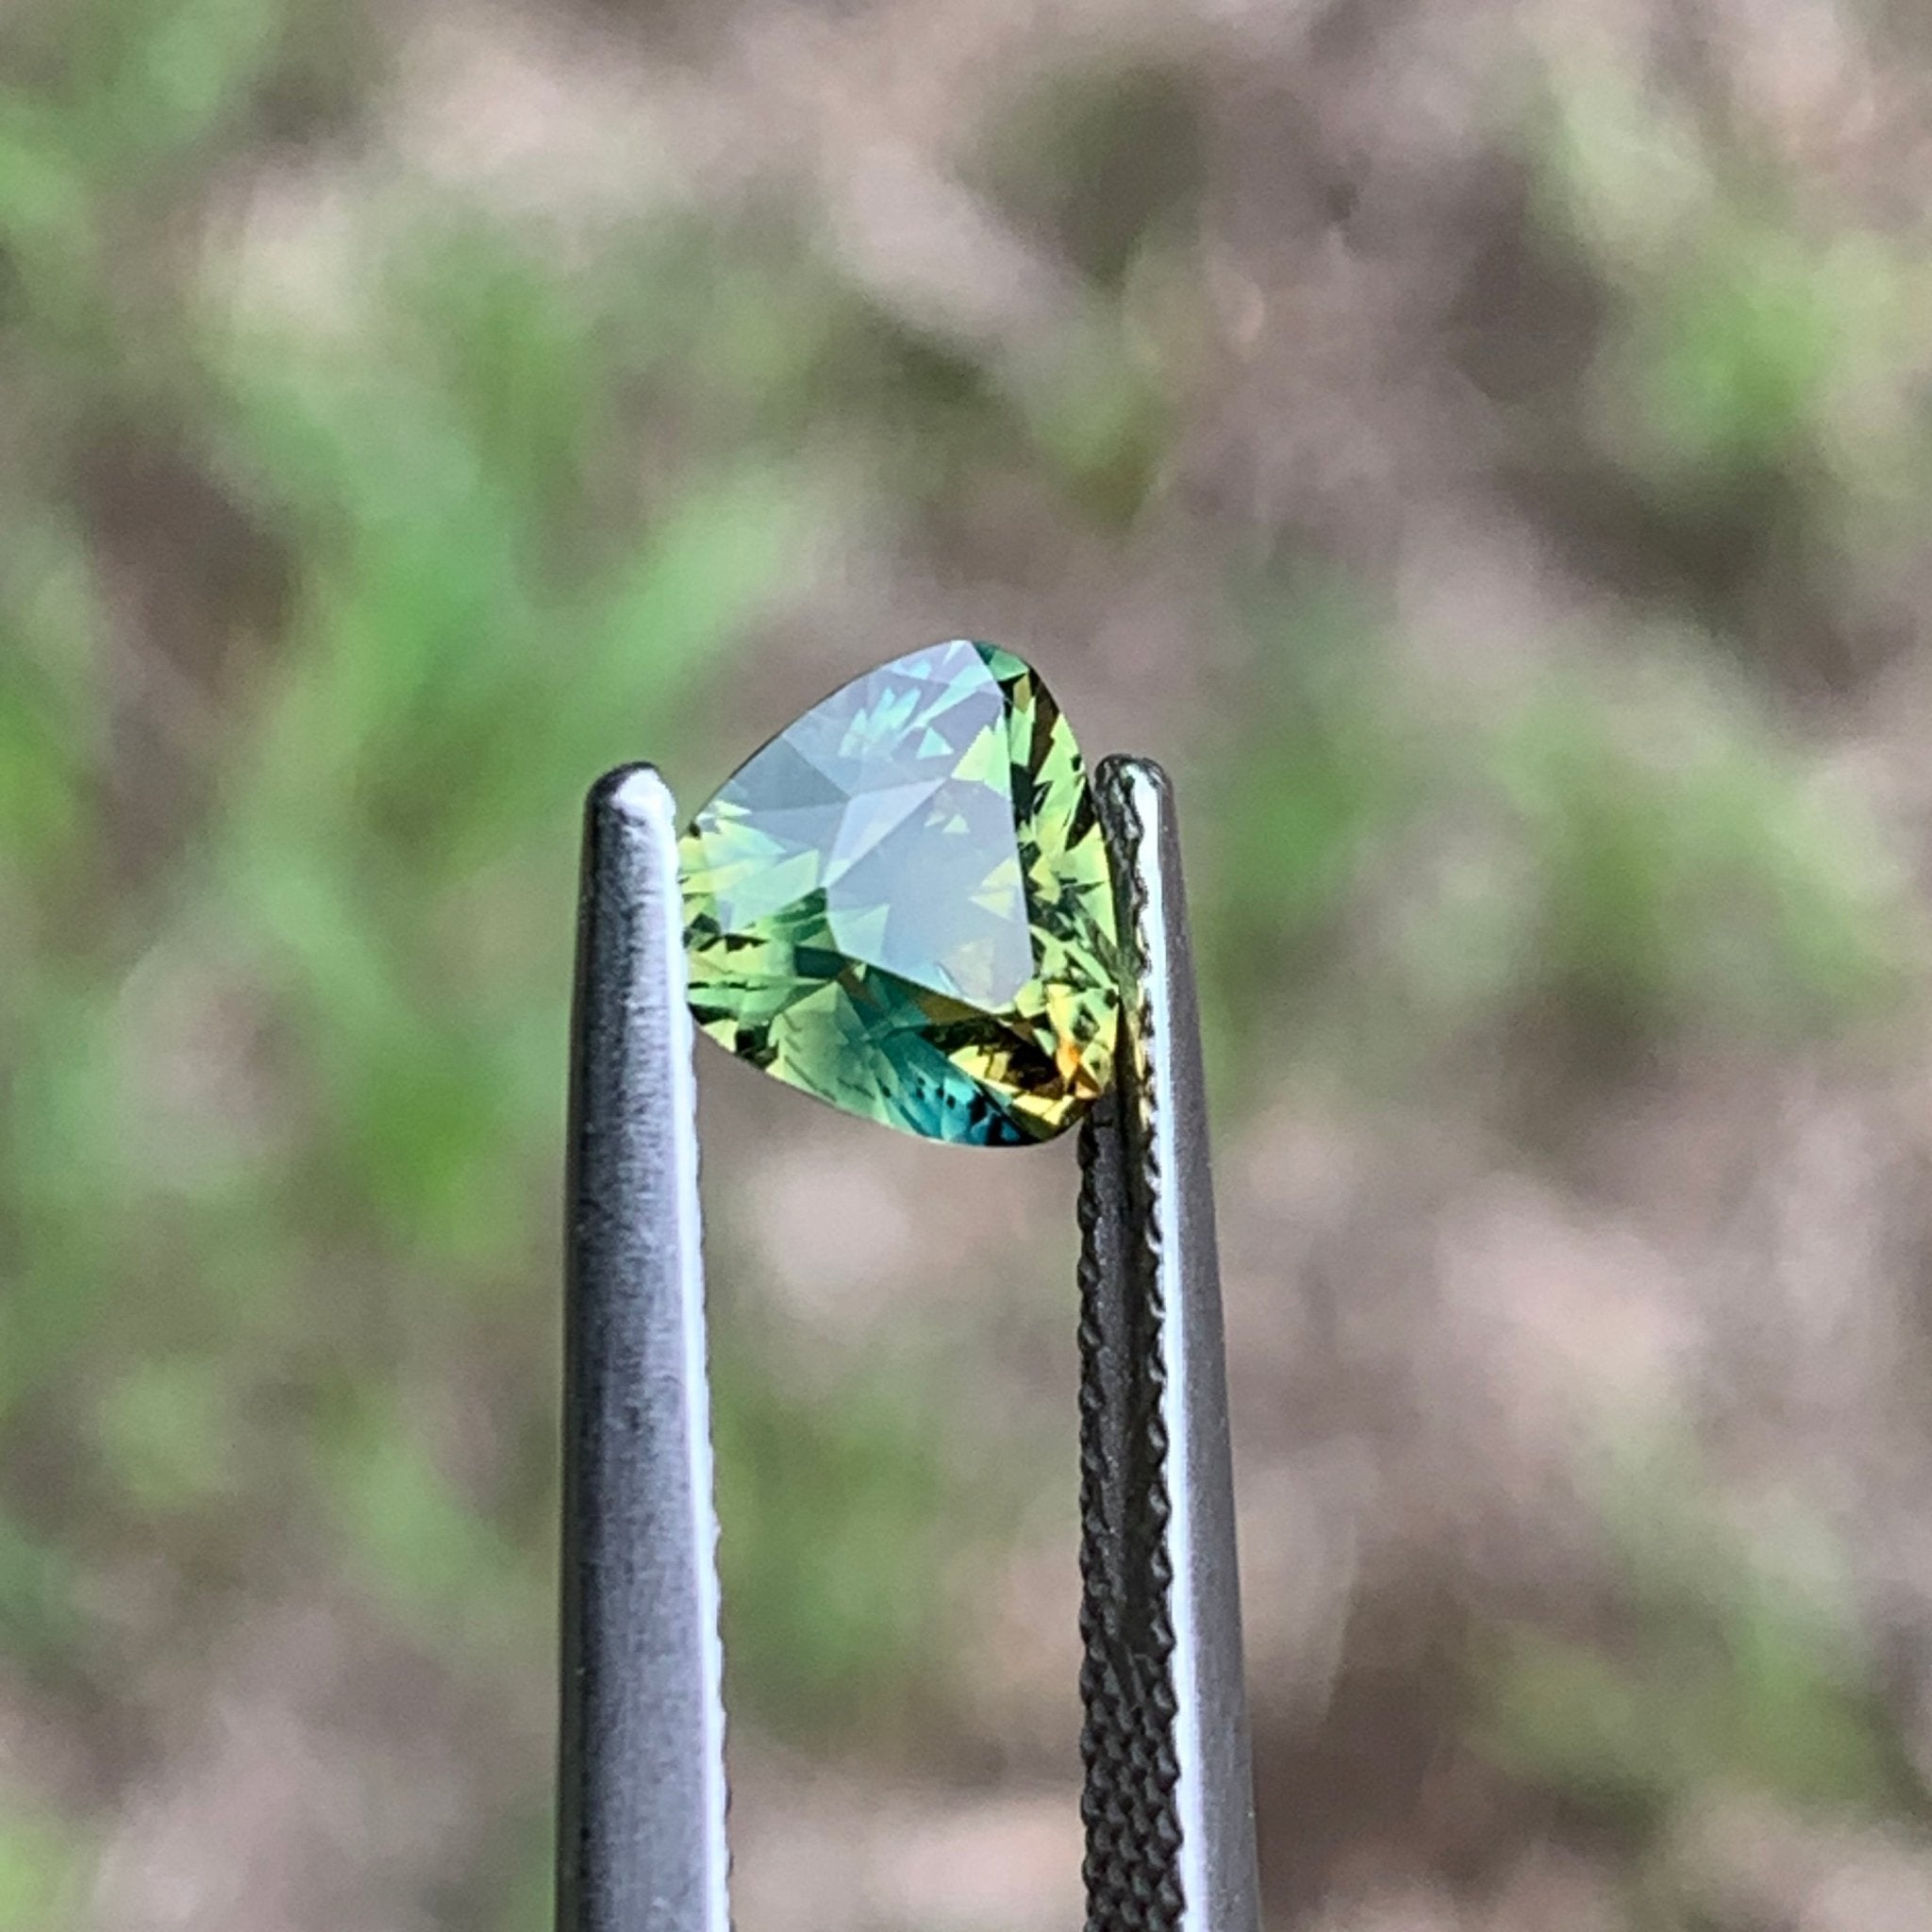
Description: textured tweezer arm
1077,757,1261,1932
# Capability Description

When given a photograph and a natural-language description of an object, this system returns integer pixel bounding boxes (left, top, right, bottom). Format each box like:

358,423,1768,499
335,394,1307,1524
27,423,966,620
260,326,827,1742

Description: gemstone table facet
680,641,1121,1145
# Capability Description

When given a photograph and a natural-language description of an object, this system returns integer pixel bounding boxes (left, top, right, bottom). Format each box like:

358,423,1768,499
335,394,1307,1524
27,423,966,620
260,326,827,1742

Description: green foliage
1198,591,1915,1101
978,60,1207,289
1490,659,1914,1041
0,1517,81,1671
1020,310,1174,525
492,1824,558,1932
319,1397,533,1646
0,1810,86,1930
713,1343,955,1737
1479,1448,1908,1824
1535,63,1932,538
95,1357,235,1516
0,521,96,870
4,0,287,170
1194,585,1420,1096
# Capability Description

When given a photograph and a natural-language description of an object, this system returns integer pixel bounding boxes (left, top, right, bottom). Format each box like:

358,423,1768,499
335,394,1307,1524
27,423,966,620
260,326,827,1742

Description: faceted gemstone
680,640,1121,1145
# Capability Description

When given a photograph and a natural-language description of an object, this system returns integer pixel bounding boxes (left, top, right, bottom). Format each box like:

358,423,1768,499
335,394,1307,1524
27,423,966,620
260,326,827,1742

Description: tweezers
558,752,1262,1932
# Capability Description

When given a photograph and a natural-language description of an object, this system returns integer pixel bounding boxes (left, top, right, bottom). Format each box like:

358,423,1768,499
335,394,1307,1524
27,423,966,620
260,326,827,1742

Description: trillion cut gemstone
680,641,1121,1145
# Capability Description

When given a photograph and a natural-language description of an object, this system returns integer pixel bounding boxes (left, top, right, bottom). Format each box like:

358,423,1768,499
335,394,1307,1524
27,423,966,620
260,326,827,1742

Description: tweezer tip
1093,755,1176,851
1094,749,1168,793
588,761,678,831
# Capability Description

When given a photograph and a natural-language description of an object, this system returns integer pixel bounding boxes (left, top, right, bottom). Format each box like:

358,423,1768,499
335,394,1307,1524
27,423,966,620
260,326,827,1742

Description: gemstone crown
679,640,1121,1145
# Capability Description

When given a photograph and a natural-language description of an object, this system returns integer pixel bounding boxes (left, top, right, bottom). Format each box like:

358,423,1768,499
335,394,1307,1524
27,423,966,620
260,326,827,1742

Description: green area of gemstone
680,640,1121,1145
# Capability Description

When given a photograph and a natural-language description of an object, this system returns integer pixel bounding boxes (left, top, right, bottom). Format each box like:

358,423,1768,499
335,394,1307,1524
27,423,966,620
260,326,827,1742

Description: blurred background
7,0,1932,1925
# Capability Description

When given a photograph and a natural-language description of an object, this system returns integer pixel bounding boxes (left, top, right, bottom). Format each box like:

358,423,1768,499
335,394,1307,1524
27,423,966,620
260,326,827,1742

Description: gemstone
680,640,1121,1145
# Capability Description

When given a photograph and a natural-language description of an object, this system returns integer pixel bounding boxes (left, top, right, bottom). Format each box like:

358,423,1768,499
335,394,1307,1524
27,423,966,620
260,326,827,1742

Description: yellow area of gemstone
680,641,1121,1145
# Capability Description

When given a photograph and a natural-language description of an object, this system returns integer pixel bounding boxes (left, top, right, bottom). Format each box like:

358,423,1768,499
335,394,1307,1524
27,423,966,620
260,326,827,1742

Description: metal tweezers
558,752,1261,1932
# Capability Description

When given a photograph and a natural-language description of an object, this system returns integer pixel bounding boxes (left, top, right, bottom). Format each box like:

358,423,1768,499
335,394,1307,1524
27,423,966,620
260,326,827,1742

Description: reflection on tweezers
557,755,1260,1932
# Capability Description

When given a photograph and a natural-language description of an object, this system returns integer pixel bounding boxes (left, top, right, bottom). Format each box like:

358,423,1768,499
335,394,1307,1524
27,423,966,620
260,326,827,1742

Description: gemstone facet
680,641,1120,1145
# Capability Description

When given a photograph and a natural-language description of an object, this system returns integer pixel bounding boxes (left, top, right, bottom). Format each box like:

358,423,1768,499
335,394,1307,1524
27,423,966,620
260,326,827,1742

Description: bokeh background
8,0,1932,1925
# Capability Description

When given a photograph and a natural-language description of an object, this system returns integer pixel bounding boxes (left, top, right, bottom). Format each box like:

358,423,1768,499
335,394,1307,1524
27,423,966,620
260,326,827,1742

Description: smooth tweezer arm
558,758,1259,1932
560,767,728,1932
